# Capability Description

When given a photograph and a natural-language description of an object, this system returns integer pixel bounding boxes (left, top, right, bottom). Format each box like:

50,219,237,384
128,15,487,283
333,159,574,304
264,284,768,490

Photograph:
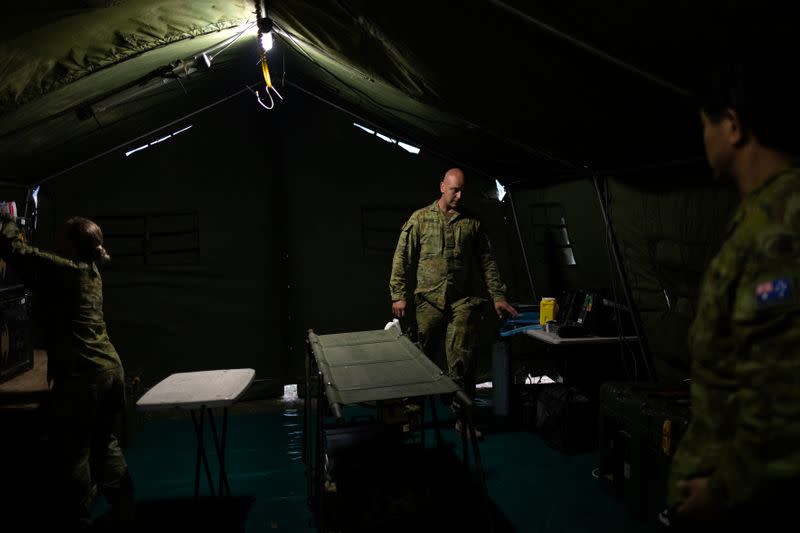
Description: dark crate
598,381,690,524
0,286,34,384
529,383,598,454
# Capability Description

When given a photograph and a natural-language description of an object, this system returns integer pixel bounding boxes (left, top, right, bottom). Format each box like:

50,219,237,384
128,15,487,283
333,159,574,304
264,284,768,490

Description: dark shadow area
2,394,659,532
92,496,255,532
0,407,47,532
320,437,515,532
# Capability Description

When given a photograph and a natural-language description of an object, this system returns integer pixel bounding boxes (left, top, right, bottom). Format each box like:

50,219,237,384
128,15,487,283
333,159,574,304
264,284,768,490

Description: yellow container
540,297,557,325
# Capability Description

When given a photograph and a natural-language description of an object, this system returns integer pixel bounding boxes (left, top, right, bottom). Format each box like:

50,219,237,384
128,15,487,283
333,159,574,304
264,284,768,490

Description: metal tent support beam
591,174,655,381
506,189,537,303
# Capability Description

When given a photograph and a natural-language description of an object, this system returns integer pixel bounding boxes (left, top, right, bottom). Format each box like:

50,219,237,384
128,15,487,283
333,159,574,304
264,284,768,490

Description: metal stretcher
303,326,490,531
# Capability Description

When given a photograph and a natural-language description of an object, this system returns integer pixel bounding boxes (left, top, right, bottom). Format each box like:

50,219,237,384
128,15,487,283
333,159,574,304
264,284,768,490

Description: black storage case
518,382,598,454
0,285,34,383
598,381,690,523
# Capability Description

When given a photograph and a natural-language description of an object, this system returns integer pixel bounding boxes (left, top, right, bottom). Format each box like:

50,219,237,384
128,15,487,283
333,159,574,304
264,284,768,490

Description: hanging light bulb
254,0,281,110
259,30,273,53
256,0,274,54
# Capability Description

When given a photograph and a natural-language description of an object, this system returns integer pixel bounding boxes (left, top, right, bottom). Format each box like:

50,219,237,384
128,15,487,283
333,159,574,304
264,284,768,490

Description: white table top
136,368,256,411
524,329,638,345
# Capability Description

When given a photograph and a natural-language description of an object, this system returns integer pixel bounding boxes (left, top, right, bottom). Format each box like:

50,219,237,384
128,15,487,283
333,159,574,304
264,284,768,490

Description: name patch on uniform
755,277,794,308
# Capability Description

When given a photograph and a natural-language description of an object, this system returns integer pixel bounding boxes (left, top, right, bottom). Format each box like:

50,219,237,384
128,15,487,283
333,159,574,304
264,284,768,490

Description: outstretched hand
494,300,519,319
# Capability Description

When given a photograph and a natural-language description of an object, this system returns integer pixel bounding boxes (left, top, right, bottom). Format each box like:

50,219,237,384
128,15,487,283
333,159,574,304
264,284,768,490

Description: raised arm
0,219,77,284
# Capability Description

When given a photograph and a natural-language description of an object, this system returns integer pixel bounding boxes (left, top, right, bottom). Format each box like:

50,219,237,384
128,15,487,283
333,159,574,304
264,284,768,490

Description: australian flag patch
755,277,794,308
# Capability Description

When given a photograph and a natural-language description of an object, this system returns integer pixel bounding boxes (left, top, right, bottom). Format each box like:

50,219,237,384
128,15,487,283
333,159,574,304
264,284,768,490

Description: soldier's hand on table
494,300,519,319
676,477,721,523
392,299,407,318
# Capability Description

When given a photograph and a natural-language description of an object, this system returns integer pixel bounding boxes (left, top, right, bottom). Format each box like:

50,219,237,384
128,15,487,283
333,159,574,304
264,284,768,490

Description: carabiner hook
255,55,284,110
255,85,283,110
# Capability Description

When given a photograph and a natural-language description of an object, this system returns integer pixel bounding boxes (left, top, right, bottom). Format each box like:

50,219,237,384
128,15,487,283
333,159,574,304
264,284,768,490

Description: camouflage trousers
415,296,482,413
44,368,134,529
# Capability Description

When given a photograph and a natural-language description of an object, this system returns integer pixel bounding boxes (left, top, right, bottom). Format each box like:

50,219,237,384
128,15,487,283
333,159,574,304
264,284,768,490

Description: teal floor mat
89,398,661,532
92,406,312,531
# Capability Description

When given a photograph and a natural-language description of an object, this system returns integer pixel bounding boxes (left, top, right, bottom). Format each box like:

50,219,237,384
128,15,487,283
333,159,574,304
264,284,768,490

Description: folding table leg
304,338,313,505
462,406,493,533
420,399,426,448
430,395,443,448
190,407,216,497
192,409,202,498
207,407,232,496
315,369,325,529
221,408,229,495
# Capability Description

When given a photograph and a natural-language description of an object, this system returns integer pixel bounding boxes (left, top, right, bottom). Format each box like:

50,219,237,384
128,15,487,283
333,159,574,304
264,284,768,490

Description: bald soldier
390,168,517,435
667,50,800,527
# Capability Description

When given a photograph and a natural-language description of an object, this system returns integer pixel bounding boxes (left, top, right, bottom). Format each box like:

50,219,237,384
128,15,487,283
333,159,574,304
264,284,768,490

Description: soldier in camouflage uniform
0,216,134,530
667,52,800,526
389,168,518,432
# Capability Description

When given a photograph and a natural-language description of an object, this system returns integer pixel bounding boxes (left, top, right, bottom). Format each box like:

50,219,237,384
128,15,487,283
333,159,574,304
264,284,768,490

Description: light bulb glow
260,31,274,53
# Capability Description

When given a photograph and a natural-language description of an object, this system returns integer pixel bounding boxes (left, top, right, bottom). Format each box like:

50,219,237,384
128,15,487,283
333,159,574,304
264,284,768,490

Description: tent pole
507,189,537,303
591,174,655,381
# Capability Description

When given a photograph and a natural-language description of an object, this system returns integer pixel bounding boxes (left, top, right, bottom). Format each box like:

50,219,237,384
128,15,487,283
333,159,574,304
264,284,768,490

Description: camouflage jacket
668,166,800,512
389,200,507,308
0,220,121,383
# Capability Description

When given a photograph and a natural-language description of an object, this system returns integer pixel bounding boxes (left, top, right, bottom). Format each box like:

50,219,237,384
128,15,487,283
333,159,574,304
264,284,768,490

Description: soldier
0,216,134,530
390,168,518,437
667,49,800,527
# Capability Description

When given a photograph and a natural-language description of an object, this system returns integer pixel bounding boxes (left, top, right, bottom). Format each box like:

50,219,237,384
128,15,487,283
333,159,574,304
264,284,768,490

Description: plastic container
539,297,557,325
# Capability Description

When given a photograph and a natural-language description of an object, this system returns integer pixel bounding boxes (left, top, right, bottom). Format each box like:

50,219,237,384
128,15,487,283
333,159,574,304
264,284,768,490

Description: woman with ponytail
0,215,134,530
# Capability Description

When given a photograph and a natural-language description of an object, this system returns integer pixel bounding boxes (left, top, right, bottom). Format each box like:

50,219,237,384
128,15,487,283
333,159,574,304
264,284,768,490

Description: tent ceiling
0,0,790,187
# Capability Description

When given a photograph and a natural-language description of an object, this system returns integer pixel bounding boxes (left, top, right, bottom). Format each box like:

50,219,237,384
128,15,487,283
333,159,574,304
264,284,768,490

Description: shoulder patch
401,220,413,231
755,277,794,308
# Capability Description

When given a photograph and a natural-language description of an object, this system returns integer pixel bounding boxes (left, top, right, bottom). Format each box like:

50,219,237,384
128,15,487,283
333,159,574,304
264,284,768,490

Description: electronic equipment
552,290,635,338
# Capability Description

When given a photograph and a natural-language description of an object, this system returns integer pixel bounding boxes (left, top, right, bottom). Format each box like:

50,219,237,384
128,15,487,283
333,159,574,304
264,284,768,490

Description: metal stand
455,390,494,533
190,406,231,498
302,328,493,532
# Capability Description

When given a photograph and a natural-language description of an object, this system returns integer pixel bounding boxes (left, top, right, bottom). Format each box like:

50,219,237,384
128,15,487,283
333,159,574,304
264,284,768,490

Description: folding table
136,368,255,497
